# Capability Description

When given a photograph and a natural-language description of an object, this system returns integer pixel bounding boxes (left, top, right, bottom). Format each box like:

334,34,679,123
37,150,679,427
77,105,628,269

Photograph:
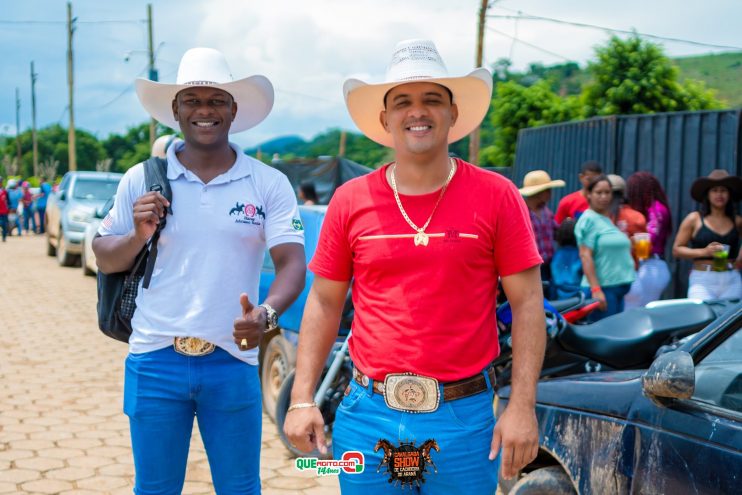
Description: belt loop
482,367,493,391
365,376,375,397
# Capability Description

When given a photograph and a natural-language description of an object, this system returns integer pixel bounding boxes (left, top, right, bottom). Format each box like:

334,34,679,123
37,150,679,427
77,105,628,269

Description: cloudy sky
1,0,741,149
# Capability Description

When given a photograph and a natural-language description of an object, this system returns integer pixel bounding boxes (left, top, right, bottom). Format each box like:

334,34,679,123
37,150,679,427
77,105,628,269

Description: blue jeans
332,370,499,494
9,211,21,235
23,208,36,233
0,214,7,241
124,346,261,495
36,206,46,233
583,283,632,322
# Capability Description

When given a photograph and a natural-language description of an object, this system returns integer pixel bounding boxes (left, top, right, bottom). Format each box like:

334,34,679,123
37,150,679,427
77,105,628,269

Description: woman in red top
21,181,37,234
0,177,9,241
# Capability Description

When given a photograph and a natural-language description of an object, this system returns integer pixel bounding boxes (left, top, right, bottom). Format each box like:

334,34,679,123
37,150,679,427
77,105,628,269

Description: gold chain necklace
390,158,456,247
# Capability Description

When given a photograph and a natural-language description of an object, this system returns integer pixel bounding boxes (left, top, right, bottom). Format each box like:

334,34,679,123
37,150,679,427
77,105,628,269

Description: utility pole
338,130,347,157
67,2,77,171
15,88,22,165
147,3,158,149
31,61,39,177
469,0,490,165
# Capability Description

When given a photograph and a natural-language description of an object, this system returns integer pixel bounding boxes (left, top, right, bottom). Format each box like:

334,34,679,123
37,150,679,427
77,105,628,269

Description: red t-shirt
615,206,647,238
0,189,8,215
22,190,33,207
555,190,588,224
309,159,542,381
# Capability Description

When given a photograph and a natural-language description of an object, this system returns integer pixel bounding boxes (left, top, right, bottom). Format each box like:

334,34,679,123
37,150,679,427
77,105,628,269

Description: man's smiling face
380,82,458,157
172,87,237,147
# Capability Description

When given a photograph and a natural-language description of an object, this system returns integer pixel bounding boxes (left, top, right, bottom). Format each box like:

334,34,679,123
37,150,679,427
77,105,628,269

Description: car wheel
56,231,76,267
81,242,95,276
46,232,56,256
507,466,575,495
261,334,296,423
46,238,56,256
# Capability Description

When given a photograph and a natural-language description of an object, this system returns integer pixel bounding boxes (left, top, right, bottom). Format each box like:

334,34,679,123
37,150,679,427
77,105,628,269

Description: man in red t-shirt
285,39,545,492
555,160,603,224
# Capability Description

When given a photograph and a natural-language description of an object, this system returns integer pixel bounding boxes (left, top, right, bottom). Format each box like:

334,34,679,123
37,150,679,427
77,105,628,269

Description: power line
487,10,742,51
486,26,574,62
0,19,143,25
57,106,67,124
99,65,149,109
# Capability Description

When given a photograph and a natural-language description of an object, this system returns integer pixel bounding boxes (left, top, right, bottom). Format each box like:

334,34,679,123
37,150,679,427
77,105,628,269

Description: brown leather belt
353,367,495,403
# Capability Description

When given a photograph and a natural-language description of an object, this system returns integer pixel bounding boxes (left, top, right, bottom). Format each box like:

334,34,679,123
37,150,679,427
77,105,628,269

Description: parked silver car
81,196,115,276
46,171,122,266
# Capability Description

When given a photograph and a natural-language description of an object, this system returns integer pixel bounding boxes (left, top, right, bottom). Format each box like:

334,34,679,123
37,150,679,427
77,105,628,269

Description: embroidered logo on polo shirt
228,201,265,226
291,218,304,231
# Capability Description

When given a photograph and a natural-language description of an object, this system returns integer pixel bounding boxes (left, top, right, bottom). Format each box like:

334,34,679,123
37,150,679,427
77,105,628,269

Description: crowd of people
0,176,52,241
520,161,742,321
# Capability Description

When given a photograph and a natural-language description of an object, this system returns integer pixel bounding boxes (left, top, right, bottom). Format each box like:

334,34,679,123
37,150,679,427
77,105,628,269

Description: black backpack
97,157,172,343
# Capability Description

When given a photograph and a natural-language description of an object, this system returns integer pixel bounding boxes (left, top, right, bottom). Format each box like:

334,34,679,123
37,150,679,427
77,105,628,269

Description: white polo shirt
99,141,304,364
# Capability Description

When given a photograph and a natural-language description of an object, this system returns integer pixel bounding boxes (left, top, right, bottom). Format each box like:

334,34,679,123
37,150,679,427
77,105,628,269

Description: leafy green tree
0,124,106,177
480,80,580,167
102,122,172,172
582,35,721,116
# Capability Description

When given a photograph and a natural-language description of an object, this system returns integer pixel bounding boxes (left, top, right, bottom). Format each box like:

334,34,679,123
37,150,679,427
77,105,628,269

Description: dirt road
0,235,338,494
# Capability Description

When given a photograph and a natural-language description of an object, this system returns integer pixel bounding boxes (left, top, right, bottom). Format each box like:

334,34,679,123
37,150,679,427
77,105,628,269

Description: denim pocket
337,380,366,412
444,390,495,430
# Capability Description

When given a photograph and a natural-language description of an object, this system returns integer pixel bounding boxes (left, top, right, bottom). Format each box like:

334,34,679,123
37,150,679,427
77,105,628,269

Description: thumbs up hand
233,293,267,351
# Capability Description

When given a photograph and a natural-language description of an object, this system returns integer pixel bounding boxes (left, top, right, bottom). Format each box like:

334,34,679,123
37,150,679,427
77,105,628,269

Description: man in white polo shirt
93,48,306,494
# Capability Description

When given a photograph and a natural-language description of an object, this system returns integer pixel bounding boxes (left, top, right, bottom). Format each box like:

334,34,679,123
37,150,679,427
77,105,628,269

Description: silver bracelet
287,401,318,413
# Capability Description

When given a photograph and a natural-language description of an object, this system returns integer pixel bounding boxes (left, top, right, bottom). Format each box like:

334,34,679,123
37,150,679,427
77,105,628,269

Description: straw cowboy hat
343,39,493,147
135,47,274,134
519,170,565,197
690,169,742,202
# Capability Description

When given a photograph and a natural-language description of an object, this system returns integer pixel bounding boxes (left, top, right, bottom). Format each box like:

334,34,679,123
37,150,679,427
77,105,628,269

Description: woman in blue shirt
575,175,636,321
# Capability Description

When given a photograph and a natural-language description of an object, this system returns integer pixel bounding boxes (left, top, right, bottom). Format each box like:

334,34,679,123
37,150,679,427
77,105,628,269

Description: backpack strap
142,157,171,289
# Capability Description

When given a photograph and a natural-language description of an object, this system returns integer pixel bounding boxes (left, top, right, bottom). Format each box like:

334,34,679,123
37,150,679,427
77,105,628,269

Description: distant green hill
515,51,742,108
674,52,742,108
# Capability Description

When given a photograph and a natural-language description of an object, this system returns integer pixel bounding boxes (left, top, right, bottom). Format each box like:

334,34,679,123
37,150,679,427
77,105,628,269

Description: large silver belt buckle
383,372,440,413
174,337,215,356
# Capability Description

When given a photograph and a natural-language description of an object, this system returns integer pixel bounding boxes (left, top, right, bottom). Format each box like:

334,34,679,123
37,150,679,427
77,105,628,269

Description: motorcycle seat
548,295,585,313
558,303,717,369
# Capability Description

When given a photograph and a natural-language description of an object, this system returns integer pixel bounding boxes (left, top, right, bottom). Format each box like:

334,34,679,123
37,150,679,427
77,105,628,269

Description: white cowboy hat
135,47,274,134
519,170,566,197
343,39,493,148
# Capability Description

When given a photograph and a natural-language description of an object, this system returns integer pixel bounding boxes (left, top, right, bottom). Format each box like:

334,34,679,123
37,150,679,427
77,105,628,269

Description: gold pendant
414,231,429,247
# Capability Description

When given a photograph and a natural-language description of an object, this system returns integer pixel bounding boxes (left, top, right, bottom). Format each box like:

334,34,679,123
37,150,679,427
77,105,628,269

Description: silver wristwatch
259,303,279,331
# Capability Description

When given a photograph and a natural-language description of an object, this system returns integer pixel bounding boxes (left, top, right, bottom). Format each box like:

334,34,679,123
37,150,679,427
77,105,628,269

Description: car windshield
73,179,120,201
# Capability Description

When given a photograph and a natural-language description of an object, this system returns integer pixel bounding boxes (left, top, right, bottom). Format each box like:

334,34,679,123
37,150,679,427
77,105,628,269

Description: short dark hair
299,181,318,203
580,160,603,175
383,84,454,108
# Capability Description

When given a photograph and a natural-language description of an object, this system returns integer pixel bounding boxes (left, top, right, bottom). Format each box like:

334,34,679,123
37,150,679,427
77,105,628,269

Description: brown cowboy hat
690,169,742,202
